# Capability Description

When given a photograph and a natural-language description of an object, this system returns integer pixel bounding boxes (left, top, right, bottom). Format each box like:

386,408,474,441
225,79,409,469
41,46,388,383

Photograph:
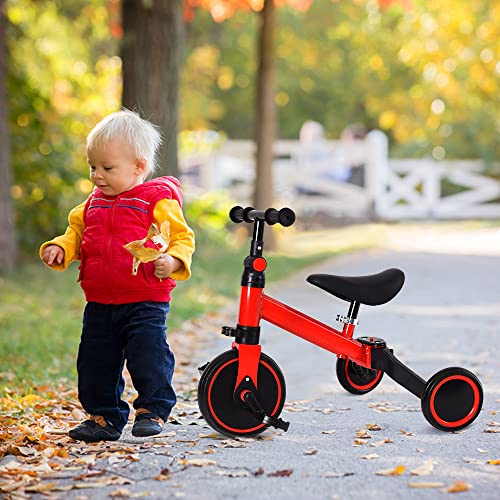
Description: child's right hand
42,245,65,266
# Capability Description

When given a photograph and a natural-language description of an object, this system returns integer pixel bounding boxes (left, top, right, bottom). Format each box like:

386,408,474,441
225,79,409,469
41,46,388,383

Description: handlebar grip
230,206,296,227
229,206,245,223
278,208,296,227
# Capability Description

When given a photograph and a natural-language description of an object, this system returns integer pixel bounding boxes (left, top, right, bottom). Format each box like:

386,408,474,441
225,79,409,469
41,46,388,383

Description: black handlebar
229,206,296,227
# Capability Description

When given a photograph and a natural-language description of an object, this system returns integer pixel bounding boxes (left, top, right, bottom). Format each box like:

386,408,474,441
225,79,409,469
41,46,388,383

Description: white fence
179,131,500,220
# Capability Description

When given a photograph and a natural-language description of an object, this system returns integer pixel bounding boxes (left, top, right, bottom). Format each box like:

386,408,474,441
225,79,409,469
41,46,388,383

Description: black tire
421,367,483,431
336,358,383,395
197,349,286,437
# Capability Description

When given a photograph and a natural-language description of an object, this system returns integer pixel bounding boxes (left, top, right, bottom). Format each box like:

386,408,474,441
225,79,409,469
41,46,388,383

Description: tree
121,0,184,177
186,0,312,217
0,0,16,272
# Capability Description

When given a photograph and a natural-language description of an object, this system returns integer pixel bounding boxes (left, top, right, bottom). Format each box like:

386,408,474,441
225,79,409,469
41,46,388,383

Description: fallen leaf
361,453,379,460
267,469,293,477
109,488,132,497
400,429,414,436
375,465,406,476
366,423,382,431
353,438,368,446
220,439,249,448
356,430,371,439
408,481,445,489
370,438,393,447
446,481,471,493
488,459,500,465
154,468,171,481
304,447,318,455
25,482,58,493
462,458,483,465
484,428,500,433
322,471,355,478
410,459,434,476
181,458,216,467
321,429,337,435
214,469,251,477
477,448,489,453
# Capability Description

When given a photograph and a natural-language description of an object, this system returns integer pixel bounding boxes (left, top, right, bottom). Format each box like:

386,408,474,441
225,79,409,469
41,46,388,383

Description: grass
0,236,339,395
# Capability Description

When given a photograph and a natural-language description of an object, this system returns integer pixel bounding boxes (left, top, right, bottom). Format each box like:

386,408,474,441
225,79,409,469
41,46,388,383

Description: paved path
20,244,499,499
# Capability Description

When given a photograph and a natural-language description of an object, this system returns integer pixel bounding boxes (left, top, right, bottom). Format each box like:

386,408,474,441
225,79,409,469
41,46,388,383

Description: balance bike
197,206,483,437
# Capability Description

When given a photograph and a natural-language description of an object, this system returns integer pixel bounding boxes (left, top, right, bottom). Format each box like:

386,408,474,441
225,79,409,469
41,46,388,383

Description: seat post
347,301,360,321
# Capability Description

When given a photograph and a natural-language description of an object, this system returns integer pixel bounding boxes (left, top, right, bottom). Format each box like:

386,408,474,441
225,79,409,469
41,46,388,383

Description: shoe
132,408,164,437
69,415,121,442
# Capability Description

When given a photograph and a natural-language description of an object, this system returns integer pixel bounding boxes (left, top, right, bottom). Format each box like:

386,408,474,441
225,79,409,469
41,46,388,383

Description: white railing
179,131,500,220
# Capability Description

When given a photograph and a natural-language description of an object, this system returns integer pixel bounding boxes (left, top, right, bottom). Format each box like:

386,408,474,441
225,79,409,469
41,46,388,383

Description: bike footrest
263,414,290,432
243,390,290,432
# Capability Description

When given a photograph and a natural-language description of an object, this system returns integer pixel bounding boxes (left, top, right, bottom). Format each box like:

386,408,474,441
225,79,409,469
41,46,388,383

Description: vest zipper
105,196,119,303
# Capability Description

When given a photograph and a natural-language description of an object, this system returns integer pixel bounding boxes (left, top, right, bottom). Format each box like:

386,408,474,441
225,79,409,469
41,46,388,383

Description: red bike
197,206,483,437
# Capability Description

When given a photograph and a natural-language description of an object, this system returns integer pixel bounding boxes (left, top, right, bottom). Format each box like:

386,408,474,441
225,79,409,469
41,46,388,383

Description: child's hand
42,245,65,266
154,254,182,280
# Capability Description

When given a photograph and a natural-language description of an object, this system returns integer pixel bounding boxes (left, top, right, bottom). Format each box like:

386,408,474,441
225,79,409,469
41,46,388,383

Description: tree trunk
121,0,183,177
0,1,16,273
254,0,277,248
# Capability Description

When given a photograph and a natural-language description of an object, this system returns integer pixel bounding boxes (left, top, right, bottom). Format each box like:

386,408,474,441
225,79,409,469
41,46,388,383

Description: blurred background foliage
5,0,499,253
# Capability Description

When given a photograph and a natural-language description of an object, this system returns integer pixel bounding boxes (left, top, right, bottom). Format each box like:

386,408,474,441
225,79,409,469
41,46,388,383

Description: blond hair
86,109,162,177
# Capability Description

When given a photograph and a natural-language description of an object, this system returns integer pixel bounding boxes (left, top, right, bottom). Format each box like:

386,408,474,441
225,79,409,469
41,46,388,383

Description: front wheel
336,358,383,395
421,367,483,431
198,349,286,437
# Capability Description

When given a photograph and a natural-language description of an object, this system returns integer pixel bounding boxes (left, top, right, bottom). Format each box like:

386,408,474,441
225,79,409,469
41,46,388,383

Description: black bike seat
306,268,405,306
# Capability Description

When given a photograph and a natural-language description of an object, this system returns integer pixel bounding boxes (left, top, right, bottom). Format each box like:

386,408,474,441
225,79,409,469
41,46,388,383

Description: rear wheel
198,349,286,437
421,367,483,431
336,358,383,395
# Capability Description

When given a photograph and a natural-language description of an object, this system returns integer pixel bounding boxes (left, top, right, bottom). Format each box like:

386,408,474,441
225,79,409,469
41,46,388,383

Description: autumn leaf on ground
154,468,171,481
410,458,434,476
361,453,379,460
375,465,406,476
408,481,445,489
446,480,471,493
214,469,251,477
366,423,382,431
267,469,293,477
488,459,500,465
356,430,371,439
370,438,393,447
180,458,216,467
400,429,414,436
322,471,355,478
304,447,318,455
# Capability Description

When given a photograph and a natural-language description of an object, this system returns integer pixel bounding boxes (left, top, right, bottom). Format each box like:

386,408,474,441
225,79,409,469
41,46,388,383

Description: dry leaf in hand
124,221,171,275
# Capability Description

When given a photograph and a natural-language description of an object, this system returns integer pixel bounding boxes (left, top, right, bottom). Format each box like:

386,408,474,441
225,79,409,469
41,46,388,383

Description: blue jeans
77,301,176,432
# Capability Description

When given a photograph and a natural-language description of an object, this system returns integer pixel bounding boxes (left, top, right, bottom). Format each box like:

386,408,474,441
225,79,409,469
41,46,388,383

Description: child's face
87,138,146,196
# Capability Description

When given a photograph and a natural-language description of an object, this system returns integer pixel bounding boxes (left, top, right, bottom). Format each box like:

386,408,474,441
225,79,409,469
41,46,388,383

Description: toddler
40,109,195,441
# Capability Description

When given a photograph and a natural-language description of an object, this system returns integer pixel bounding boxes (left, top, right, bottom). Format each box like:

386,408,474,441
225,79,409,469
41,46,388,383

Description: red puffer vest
79,176,183,305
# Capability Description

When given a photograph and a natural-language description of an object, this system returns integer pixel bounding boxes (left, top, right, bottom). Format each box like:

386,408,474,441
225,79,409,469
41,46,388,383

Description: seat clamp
336,314,359,326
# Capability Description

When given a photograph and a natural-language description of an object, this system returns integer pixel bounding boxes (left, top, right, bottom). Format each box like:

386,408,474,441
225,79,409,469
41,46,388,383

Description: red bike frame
233,285,374,392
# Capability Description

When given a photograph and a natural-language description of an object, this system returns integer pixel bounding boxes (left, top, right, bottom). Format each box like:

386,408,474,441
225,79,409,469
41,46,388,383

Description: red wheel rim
429,375,481,428
207,359,283,434
345,362,382,391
